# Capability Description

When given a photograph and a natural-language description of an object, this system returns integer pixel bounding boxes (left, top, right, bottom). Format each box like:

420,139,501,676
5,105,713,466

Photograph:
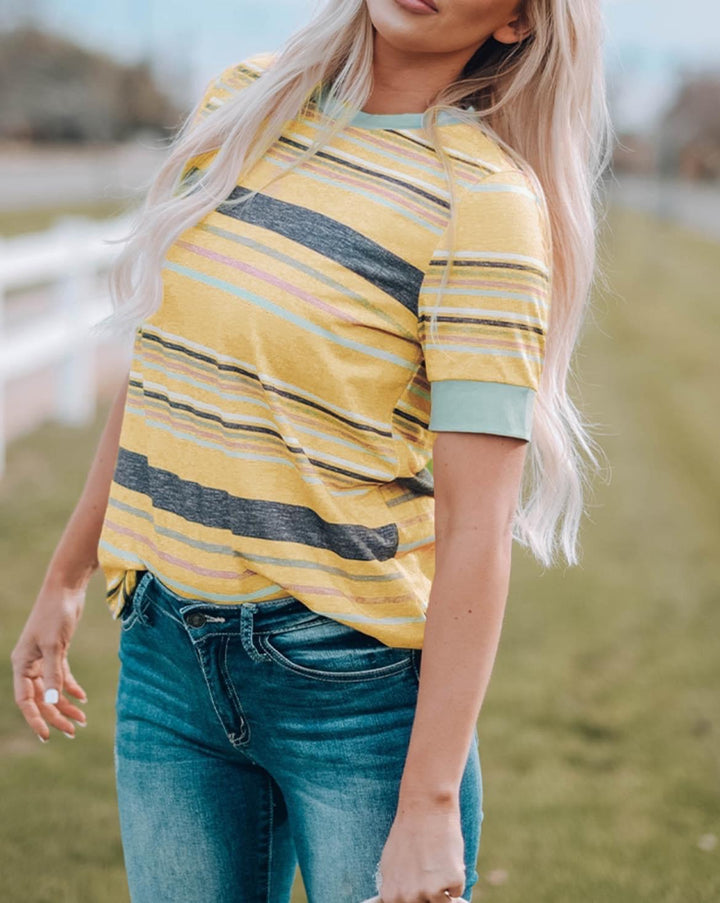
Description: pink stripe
284,583,418,605
285,122,445,174
175,240,363,325
128,401,360,486
314,124,491,186
144,348,260,395
104,518,256,580
127,400,280,455
140,349,387,446
430,334,540,351
424,278,542,293
143,349,262,399
270,147,447,229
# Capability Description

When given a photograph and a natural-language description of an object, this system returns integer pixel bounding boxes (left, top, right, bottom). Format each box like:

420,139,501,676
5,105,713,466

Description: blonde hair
94,0,614,569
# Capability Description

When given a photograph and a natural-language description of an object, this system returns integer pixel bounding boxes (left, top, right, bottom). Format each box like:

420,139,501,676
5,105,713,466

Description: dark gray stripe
397,466,434,498
130,379,392,484
114,448,399,561
278,136,450,211
394,407,430,430
418,314,545,336
429,258,549,279
215,183,424,316
140,331,392,439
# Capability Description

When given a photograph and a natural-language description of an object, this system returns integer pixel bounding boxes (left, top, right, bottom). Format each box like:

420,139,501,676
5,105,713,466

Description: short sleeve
180,52,278,182
187,52,276,131
187,65,239,130
417,168,552,441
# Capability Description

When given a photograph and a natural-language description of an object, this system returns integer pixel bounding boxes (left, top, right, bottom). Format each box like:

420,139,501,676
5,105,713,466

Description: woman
11,0,611,901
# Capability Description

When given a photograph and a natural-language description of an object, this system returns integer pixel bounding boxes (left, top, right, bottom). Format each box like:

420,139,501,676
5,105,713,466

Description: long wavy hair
94,0,614,569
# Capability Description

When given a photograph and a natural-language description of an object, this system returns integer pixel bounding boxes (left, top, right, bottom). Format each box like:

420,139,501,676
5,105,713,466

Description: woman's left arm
375,167,551,902
377,428,529,902
401,428,528,799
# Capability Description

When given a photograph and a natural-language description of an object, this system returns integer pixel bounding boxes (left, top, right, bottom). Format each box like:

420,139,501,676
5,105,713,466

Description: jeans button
186,612,207,628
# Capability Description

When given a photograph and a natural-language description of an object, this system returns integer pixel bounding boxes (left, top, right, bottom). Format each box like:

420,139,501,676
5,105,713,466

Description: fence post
0,211,133,481
52,217,98,427
0,239,5,480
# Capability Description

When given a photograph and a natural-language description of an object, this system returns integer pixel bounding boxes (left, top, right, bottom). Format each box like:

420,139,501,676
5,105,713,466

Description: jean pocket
118,570,153,633
258,614,415,682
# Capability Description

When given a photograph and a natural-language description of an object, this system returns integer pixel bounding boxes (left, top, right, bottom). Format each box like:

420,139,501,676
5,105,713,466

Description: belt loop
133,569,155,625
240,601,266,663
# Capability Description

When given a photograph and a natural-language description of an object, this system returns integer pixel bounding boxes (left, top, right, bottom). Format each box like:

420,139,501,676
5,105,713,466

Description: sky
7,0,720,133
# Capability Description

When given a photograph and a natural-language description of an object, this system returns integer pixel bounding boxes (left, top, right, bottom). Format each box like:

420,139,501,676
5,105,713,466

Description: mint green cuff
429,380,535,440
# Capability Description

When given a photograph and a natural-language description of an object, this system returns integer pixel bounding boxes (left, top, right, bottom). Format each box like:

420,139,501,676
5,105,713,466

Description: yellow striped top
97,51,552,648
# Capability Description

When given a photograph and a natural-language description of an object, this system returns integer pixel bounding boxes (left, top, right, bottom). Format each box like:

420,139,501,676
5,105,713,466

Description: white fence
608,174,720,243
0,214,134,478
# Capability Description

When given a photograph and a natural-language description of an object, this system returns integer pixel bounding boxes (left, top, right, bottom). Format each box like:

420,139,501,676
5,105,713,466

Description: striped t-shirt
97,51,551,648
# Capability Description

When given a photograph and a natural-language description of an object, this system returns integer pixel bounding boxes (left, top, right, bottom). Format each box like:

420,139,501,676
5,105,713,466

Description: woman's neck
362,29,484,114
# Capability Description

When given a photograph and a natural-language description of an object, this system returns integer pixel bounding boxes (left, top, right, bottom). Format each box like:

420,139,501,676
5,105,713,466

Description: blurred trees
611,69,720,181
659,75,720,180
0,25,182,143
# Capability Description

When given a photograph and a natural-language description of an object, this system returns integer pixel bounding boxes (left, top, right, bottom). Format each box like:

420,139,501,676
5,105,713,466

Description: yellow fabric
98,52,552,648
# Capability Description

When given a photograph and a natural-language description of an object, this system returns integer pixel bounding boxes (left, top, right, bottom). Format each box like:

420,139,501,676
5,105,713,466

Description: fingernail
63,731,75,739
44,688,59,704
38,735,49,743
73,719,87,727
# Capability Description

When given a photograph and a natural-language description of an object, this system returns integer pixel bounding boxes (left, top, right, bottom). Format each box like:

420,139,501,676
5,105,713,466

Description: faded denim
114,569,483,902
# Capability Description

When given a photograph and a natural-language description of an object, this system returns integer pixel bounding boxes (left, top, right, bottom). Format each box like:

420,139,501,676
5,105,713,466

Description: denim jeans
113,569,483,902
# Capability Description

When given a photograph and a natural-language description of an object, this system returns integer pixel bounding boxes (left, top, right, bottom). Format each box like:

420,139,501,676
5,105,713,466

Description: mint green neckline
314,85,473,131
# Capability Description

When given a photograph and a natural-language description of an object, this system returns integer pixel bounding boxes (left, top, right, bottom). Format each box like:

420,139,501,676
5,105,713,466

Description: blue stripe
164,261,417,371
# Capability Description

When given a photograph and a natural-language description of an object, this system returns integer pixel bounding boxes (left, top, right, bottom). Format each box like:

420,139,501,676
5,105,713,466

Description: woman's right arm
10,372,130,743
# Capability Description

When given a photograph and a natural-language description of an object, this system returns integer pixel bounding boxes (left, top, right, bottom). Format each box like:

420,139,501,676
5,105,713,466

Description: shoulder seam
462,165,545,207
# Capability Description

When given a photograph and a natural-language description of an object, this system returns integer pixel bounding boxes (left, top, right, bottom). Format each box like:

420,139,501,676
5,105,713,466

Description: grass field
0,200,133,238
1,205,718,902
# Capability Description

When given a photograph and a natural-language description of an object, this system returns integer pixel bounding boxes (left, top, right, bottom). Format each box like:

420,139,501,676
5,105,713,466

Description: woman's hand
374,797,467,903
10,578,89,743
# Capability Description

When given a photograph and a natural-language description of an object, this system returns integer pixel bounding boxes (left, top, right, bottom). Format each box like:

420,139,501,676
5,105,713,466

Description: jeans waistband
141,568,320,630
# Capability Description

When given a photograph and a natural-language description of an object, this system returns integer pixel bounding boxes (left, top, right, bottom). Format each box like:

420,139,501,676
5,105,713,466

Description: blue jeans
114,569,483,902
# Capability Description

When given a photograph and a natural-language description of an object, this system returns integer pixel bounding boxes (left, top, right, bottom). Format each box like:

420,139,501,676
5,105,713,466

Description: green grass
1,205,718,901
0,200,134,237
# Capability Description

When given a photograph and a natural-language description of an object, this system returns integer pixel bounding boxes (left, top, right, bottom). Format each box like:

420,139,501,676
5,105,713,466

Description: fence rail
0,214,134,478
